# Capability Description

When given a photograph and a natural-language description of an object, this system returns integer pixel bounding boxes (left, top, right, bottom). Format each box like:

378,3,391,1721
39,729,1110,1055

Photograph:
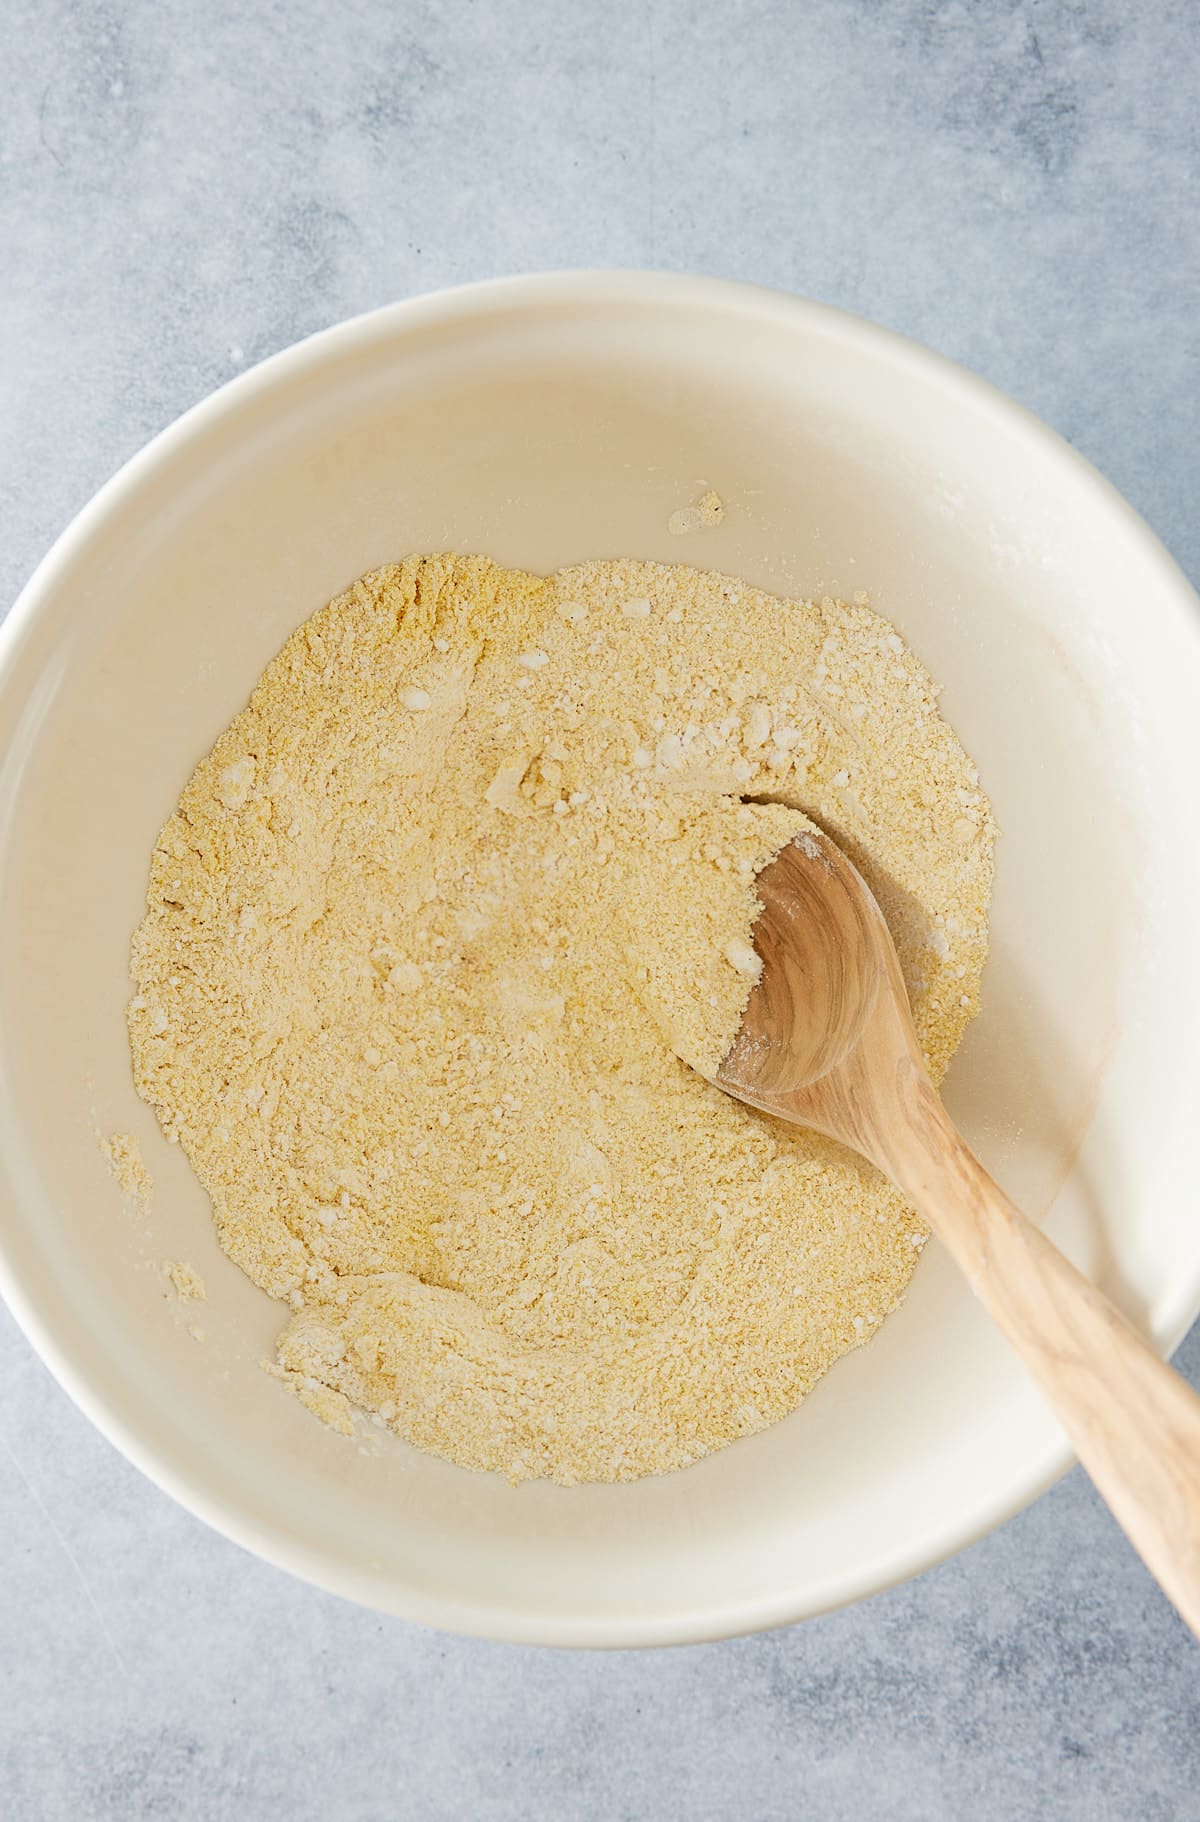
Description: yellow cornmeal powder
101,1130,153,1201
128,553,993,1484
162,1260,206,1302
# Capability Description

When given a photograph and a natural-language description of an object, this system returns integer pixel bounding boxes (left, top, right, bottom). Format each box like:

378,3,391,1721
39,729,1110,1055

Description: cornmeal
163,1260,206,1302
128,554,993,1483
101,1130,153,1201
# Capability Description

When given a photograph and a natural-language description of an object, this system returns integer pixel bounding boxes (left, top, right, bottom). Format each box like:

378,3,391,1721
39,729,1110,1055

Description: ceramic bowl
3,272,1199,1644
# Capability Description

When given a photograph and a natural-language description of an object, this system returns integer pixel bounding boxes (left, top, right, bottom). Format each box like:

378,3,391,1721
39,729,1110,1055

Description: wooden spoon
715,826,1200,1635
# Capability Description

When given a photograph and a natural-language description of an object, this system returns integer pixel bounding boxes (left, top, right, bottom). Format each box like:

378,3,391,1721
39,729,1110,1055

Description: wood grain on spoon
716,827,1200,1637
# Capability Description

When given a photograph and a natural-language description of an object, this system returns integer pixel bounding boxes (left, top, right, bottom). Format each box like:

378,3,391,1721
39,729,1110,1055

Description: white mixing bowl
2,273,1199,1646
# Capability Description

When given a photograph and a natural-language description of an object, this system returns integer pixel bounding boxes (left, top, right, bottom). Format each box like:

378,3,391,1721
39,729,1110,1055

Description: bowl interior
2,277,1199,1644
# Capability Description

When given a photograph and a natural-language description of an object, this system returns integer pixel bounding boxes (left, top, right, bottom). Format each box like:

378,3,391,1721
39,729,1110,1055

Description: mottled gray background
2,1,1199,1817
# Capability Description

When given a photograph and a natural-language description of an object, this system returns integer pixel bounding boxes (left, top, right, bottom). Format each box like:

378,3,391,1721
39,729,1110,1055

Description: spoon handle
884,1089,1200,1638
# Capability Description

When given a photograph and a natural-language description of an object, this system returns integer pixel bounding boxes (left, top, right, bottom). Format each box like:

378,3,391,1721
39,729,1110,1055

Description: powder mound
128,553,993,1483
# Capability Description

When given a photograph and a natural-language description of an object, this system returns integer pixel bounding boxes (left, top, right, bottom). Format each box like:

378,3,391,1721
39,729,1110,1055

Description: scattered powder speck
163,1260,206,1301
101,1131,153,1200
128,553,993,1484
668,488,725,536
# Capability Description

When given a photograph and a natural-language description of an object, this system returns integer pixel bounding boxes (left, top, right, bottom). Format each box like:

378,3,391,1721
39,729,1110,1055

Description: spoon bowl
721,830,885,1101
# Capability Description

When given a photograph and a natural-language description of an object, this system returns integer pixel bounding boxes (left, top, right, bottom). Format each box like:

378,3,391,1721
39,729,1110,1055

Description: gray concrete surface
2,2,1198,1816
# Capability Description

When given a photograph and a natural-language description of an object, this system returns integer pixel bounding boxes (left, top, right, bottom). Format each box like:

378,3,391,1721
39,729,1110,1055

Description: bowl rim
2,268,1199,1647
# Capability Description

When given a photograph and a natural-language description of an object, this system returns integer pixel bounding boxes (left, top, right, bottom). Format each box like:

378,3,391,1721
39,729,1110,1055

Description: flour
163,1260,206,1301
128,554,993,1483
668,488,725,536
101,1130,152,1201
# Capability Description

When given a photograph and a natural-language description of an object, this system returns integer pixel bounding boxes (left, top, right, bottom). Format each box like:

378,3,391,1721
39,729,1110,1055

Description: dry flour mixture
129,553,993,1482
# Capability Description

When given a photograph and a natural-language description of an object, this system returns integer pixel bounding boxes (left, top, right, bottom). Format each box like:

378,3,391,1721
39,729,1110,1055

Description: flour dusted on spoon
128,554,993,1484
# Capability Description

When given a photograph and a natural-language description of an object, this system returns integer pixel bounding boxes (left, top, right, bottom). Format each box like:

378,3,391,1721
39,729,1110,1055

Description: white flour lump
128,553,993,1483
